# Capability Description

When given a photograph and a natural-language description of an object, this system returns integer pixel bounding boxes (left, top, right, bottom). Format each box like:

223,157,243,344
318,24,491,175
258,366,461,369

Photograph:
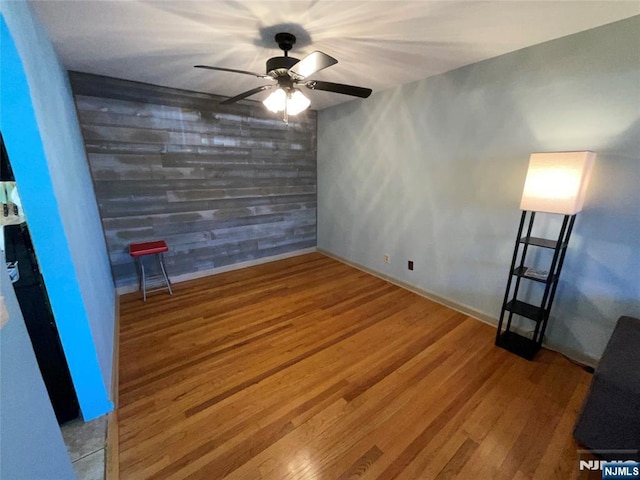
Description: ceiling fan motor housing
266,56,299,76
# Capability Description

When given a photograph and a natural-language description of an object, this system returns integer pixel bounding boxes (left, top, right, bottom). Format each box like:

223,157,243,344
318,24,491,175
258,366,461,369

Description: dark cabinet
4,224,79,423
2,135,79,424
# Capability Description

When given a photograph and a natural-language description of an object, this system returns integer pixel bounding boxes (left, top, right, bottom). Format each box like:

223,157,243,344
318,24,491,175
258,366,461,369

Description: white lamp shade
286,90,311,115
520,151,596,215
263,88,286,113
262,88,310,115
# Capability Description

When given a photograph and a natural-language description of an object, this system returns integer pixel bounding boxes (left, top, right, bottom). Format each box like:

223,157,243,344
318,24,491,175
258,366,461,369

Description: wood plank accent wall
69,72,317,288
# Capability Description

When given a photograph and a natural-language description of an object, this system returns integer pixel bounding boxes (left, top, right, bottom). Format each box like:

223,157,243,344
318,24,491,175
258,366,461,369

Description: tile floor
61,415,107,480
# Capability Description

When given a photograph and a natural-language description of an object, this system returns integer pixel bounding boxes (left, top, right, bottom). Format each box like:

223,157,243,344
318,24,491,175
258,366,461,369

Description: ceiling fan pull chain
284,96,289,125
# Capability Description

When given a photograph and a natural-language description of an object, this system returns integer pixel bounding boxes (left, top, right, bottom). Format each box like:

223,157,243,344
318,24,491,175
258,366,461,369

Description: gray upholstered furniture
573,315,640,451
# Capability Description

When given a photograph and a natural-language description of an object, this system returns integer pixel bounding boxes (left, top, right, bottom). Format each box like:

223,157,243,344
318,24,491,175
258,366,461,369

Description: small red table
129,240,173,301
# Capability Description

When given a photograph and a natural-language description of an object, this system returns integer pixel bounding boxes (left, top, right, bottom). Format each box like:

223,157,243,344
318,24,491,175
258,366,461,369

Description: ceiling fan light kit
195,32,372,123
263,89,311,116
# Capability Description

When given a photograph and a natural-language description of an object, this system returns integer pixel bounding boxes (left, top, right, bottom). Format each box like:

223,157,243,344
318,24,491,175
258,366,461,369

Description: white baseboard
111,292,119,406
318,248,495,323
107,291,120,479
318,248,598,368
116,247,317,295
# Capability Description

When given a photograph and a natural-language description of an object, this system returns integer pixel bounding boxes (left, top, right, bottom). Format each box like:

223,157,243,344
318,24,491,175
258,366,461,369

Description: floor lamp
495,151,596,360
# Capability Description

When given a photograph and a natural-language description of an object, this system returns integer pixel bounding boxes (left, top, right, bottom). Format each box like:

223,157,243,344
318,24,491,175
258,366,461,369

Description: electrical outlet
408,260,414,271
384,253,390,264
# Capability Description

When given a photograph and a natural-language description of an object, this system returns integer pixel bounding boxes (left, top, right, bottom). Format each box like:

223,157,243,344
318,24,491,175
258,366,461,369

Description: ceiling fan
195,32,372,122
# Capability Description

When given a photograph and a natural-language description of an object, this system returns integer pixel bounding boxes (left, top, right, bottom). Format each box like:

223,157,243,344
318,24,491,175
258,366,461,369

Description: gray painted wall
318,16,640,363
2,2,113,418
1,250,75,480
69,73,317,288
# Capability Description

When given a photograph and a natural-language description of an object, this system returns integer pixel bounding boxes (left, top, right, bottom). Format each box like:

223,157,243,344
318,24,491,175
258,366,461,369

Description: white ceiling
29,1,640,110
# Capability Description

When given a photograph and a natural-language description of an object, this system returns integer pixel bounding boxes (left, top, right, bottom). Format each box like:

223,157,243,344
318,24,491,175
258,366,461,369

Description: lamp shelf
495,210,576,360
511,266,555,283
496,331,540,360
504,299,545,321
519,236,566,249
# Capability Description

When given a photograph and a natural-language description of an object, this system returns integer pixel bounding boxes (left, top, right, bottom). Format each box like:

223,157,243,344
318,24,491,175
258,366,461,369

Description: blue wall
318,16,640,364
1,250,75,480
1,3,114,419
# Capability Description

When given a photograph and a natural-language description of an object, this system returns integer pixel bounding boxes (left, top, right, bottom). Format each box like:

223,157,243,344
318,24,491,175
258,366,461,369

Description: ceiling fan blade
289,51,338,79
194,65,271,79
220,85,276,105
305,80,372,99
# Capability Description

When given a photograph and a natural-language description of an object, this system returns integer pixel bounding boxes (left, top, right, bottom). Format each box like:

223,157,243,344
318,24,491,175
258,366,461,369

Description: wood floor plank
337,446,384,480
117,253,590,479
434,438,479,479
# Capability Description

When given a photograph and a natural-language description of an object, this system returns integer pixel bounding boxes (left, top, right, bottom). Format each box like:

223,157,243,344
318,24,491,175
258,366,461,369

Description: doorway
1,133,79,424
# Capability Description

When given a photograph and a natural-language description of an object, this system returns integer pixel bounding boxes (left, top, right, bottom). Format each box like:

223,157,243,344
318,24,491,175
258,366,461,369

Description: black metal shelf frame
495,210,576,360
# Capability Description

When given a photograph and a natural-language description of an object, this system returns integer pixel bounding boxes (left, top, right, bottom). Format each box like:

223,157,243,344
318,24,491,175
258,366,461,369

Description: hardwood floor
118,253,591,479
